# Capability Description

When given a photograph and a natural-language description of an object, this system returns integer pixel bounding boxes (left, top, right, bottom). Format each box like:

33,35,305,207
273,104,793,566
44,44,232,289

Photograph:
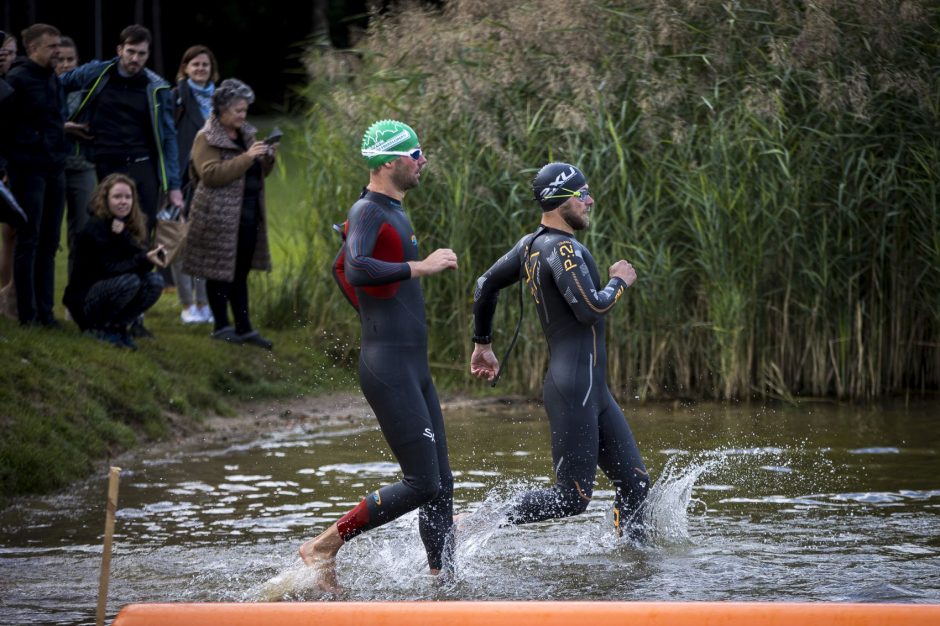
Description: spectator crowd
0,23,276,349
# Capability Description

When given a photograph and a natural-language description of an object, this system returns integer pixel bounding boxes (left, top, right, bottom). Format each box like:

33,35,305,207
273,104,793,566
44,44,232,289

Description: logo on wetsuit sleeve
372,490,382,506
411,234,418,247
558,241,577,272
423,428,435,442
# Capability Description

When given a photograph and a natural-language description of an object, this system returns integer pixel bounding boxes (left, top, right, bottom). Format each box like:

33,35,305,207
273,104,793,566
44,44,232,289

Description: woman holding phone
63,173,166,350
182,78,277,349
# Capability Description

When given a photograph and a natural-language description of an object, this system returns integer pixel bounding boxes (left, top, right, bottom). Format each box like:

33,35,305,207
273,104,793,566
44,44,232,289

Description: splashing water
635,453,724,544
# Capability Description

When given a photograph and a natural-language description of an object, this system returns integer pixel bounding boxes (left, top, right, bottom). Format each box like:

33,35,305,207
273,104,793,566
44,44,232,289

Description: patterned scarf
187,78,215,120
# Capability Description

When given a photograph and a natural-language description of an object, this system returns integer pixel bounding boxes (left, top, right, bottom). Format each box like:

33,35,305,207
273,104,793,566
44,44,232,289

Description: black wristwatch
472,334,492,345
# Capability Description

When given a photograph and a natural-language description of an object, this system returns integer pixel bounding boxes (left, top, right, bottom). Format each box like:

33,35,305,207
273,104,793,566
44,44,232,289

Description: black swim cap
532,162,587,211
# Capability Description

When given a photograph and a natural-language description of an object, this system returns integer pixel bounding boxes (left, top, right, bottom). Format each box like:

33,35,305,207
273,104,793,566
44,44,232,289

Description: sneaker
197,304,214,324
38,317,62,330
118,331,139,351
211,326,243,344
85,328,126,349
129,318,155,339
181,305,202,324
237,330,273,350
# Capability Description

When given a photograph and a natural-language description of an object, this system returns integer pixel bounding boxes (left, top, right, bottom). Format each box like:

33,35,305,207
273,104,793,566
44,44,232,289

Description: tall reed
256,0,939,400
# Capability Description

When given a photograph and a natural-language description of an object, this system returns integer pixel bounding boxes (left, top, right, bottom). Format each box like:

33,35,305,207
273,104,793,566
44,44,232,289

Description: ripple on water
316,462,401,476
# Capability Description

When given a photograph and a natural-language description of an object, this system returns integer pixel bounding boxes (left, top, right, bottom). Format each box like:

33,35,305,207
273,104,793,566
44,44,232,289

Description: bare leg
298,523,344,592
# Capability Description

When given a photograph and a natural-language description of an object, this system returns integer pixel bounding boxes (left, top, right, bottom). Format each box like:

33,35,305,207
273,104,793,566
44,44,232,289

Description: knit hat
360,119,420,169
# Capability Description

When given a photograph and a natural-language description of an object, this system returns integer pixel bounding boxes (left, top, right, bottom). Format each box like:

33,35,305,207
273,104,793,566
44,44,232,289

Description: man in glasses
298,119,458,590
469,162,650,540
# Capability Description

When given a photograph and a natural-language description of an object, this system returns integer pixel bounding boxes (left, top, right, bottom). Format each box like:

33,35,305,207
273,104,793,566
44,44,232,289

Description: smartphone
264,127,283,145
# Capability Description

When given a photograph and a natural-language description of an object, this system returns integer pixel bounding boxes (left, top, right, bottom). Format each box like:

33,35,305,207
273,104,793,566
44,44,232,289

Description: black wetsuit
331,189,453,570
473,226,649,532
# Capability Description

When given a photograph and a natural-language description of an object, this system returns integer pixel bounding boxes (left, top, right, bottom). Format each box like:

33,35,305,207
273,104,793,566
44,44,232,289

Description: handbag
154,204,190,266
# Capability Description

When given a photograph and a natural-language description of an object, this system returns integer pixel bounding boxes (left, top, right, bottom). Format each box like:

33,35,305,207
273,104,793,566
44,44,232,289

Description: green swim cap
360,119,420,169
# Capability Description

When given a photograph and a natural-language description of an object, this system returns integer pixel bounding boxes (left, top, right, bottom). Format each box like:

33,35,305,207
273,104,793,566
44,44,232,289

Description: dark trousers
10,166,66,324
207,218,258,334
96,157,160,239
65,167,97,276
83,272,164,330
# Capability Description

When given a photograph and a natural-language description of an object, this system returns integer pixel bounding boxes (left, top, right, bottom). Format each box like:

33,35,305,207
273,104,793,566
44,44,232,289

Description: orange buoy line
112,601,940,626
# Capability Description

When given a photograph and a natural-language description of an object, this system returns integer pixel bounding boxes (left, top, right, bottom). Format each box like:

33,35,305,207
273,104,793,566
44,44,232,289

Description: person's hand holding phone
147,244,168,268
264,127,283,145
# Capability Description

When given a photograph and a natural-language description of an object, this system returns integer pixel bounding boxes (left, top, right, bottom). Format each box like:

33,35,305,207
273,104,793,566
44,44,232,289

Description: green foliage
259,0,939,400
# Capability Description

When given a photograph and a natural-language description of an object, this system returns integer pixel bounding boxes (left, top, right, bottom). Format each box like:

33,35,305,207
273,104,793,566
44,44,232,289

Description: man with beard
58,25,182,233
470,162,650,539
2,24,68,326
298,120,458,590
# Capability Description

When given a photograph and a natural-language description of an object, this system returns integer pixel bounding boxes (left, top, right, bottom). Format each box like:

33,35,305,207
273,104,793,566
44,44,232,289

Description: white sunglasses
361,148,423,160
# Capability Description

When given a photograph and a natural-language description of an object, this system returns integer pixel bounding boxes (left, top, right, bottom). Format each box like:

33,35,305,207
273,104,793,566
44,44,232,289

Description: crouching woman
63,173,166,349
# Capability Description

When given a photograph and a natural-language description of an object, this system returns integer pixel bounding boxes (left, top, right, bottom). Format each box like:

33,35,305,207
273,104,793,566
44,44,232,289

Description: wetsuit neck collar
539,223,576,237
361,187,404,211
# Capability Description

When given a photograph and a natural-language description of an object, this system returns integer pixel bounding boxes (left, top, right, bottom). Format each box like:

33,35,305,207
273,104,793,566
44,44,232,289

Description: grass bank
0,302,357,503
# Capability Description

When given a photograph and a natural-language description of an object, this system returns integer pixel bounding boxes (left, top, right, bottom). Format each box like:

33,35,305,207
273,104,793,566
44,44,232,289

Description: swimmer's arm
344,204,411,286
472,239,526,340
551,241,628,325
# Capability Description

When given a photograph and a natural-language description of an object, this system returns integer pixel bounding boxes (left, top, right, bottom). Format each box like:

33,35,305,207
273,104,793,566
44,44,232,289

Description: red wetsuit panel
333,245,359,310
336,498,371,541
361,222,403,299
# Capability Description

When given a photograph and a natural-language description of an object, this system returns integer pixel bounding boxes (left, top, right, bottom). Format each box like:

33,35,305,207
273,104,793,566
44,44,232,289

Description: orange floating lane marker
112,601,940,626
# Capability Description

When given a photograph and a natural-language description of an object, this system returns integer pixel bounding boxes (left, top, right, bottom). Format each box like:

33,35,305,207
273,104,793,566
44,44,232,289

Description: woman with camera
182,78,276,349
63,173,166,349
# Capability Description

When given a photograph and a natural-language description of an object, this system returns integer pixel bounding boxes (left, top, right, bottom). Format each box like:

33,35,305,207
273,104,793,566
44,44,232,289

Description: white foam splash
635,453,723,545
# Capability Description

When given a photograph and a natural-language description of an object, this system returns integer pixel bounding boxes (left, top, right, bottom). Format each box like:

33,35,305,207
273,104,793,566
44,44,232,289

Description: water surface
1,399,938,624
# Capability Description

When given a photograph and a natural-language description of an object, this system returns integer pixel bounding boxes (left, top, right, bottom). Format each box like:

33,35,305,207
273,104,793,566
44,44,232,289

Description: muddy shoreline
122,391,534,465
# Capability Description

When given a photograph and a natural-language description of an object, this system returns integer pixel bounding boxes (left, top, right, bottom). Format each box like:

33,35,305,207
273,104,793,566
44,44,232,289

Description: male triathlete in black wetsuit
298,120,458,589
471,162,649,537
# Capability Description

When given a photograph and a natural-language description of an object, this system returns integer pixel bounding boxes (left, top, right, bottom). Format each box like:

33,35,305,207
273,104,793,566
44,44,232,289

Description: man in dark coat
2,23,68,326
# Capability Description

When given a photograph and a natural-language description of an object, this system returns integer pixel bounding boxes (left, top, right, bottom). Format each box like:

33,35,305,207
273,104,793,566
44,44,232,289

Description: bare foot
298,523,344,593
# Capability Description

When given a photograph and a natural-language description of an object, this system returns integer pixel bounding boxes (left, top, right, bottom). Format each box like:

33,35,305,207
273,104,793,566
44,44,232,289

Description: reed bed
255,0,939,400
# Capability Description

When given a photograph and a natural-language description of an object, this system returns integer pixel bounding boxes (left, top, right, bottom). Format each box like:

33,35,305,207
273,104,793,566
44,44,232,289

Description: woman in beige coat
182,78,275,348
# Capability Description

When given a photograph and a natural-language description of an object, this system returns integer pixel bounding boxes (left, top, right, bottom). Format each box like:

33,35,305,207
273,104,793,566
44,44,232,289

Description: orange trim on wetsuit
473,226,649,531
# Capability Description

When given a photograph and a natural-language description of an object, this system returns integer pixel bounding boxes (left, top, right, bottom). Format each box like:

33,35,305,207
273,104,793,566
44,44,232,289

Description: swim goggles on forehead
360,148,423,160
543,186,591,200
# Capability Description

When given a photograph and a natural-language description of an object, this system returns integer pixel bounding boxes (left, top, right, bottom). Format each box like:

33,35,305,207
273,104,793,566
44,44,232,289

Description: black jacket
63,216,154,329
0,77,13,176
2,57,67,170
173,79,208,190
